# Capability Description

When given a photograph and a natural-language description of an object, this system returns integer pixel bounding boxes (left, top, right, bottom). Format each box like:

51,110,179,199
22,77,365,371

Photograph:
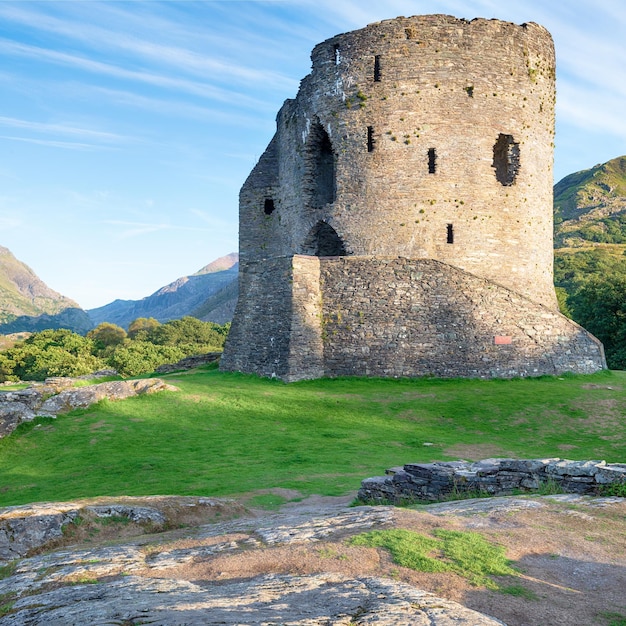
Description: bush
3,330,105,381
0,319,230,380
108,341,186,377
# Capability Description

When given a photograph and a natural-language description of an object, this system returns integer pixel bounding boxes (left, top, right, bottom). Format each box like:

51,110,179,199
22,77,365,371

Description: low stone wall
358,458,626,503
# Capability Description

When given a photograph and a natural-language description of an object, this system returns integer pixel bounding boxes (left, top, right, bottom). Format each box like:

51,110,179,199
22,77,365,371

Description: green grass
0,368,625,506
499,584,539,599
348,528,518,589
601,612,626,626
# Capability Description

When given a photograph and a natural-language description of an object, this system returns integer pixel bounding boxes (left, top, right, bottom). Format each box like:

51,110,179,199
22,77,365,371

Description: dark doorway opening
303,221,347,256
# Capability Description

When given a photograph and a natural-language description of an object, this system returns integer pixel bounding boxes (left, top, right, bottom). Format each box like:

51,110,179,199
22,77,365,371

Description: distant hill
0,246,92,334
553,155,626,293
554,156,626,247
88,253,238,328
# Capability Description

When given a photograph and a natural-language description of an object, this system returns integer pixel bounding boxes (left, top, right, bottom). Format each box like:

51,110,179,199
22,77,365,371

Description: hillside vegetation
0,317,229,380
554,156,626,243
554,156,626,369
0,367,624,507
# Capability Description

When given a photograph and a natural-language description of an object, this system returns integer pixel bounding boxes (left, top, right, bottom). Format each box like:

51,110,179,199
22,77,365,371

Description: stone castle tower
220,15,605,381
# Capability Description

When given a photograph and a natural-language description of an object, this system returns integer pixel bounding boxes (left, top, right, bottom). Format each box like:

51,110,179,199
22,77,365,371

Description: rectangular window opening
447,223,454,244
333,44,340,65
374,55,381,82
367,126,375,152
428,148,437,174
264,198,275,215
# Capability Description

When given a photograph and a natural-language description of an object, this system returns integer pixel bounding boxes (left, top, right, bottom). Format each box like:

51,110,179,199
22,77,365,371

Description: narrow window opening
428,148,437,174
493,133,520,186
367,126,375,152
263,198,275,215
447,223,454,244
303,221,347,257
464,85,474,98
374,55,381,82
306,121,336,209
333,44,340,65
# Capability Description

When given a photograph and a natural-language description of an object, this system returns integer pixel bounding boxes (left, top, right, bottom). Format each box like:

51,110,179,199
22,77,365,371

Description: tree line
0,317,229,381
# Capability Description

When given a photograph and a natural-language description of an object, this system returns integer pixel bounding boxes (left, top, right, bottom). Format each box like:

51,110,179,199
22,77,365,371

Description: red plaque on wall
494,336,512,345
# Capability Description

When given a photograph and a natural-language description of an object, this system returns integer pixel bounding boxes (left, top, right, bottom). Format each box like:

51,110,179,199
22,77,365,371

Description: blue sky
0,0,624,310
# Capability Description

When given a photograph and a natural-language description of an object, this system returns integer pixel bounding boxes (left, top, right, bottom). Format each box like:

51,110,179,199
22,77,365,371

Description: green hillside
553,156,626,369
554,156,626,246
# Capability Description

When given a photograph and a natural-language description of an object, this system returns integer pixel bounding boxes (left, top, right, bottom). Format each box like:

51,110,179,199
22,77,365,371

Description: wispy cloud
0,115,125,141
190,208,236,229
0,135,116,151
0,38,265,109
0,2,296,91
86,86,276,125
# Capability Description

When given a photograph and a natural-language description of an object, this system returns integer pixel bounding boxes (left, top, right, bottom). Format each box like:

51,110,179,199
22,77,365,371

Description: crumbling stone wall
221,255,604,380
221,14,606,381
358,458,626,503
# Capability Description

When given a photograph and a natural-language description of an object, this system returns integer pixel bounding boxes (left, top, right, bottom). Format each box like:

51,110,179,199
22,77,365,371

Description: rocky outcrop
358,458,626,504
0,377,178,438
0,496,240,564
0,494,625,624
0,573,506,625
0,500,506,625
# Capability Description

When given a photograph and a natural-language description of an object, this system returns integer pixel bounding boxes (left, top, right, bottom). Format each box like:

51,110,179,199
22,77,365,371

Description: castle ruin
220,15,606,381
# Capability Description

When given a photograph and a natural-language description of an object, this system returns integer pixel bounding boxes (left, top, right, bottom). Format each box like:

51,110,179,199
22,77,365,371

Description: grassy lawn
0,367,625,507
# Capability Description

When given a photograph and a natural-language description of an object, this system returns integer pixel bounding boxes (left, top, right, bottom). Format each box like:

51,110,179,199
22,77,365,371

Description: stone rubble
358,458,626,504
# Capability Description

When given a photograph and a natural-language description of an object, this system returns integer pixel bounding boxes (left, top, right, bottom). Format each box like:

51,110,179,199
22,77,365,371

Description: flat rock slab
2,573,505,625
0,503,505,625
2,495,625,625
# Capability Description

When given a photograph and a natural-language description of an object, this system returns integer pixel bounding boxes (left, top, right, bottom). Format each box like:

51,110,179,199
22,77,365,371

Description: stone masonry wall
238,15,557,308
358,458,626,503
221,255,605,381
220,257,294,379
221,256,324,381
319,256,604,378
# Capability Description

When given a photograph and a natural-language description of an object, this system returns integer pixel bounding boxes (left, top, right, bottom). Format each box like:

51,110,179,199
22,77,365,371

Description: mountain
0,245,93,334
554,156,626,247
88,253,239,328
191,276,238,325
